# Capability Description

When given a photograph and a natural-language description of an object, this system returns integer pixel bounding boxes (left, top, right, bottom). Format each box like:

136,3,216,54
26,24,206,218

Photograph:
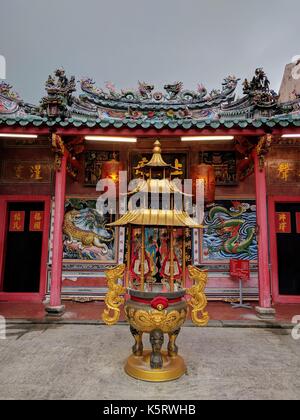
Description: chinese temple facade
0,64,299,317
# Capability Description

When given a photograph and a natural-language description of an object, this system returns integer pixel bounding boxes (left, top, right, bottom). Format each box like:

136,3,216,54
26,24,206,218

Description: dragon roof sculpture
76,75,239,111
1,66,300,129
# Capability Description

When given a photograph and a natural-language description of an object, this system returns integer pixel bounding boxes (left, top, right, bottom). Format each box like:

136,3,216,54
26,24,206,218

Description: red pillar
254,151,275,317
45,152,67,315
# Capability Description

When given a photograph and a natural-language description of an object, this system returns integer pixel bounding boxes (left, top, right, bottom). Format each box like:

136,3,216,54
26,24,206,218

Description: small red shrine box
230,259,250,281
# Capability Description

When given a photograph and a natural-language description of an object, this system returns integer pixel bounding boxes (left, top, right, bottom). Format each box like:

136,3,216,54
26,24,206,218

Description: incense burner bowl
125,289,188,334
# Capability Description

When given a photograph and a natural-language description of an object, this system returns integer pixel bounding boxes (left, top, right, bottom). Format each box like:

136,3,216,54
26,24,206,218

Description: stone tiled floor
0,324,299,400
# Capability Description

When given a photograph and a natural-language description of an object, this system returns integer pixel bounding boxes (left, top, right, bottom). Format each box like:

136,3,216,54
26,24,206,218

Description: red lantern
191,163,215,204
101,159,123,195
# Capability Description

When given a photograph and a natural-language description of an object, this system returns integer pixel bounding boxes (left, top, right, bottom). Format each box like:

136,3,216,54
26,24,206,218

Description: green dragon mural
202,201,257,262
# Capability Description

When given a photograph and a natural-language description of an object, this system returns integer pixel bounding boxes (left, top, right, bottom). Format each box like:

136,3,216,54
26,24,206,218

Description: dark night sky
1,0,299,103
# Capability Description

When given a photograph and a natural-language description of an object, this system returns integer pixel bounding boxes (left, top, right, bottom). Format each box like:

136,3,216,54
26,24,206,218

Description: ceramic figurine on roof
137,81,154,99
39,68,76,118
0,81,25,116
242,68,277,106
220,68,278,120
0,81,21,102
163,81,183,100
102,140,209,382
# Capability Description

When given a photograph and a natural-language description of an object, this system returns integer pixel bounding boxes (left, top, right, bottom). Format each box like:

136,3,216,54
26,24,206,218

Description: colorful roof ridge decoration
1,67,300,130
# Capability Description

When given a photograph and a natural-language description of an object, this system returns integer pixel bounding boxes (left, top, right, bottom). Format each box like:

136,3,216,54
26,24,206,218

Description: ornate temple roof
1,67,300,131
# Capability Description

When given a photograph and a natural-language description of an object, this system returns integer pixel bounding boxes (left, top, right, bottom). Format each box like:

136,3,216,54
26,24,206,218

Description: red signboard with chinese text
296,213,300,234
230,259,250,281
29,211,44,232
275,212,291,234
9,211,25,232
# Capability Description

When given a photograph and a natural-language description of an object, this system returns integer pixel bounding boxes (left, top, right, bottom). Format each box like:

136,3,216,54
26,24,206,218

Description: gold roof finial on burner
144,140,171,168
153,140,162,153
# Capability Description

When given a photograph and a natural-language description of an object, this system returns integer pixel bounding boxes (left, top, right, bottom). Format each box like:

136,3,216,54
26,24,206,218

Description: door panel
3,202,44,293
276,202,300,296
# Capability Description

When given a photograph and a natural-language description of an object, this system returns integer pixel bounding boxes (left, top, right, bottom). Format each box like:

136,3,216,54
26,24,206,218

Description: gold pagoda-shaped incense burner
102,140,209,382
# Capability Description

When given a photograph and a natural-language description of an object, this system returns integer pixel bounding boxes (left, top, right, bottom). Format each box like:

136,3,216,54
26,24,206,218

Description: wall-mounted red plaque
275,212,291,234
29,211,44,232
9,211,25,232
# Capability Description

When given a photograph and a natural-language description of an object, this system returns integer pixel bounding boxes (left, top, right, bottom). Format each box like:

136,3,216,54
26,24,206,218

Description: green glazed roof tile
252,120,263,127
168,121,178,129
182,121,192,129
6,119,17,125
2,111,300,131
59,120,70,127
32,120,43,126
224,121,234,128
141,121,151,129
127,121,137,128
266,121,276,127
210,121,221,129
279,120,290,127
99,121,110,128
154,121,164,129
112,121,123,128
196,121,206,129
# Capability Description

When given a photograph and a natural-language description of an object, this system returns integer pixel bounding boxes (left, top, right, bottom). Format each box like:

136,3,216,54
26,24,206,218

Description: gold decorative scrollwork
256,134,273,170
186,265,209,327
102,264,126,325
125,307,187,334
51,133,65,171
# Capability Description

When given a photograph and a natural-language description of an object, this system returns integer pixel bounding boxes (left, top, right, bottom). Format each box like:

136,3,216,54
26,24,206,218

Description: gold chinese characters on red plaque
9,211,25,232
29,211,44,232
275,212,291,234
